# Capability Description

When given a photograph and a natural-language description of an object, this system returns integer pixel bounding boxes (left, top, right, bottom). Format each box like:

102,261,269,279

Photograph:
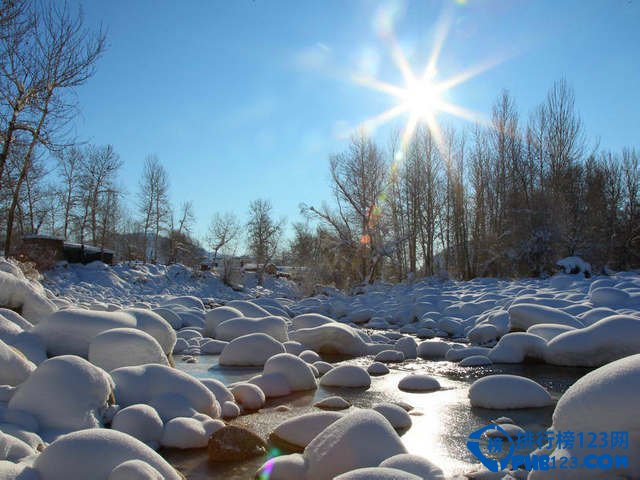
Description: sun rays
352,5,505,154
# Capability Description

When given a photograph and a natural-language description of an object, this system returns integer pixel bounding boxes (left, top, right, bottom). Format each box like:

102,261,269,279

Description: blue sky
70,0,640,244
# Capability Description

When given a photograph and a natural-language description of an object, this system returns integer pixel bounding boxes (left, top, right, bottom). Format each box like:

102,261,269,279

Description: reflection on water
166,355,591,479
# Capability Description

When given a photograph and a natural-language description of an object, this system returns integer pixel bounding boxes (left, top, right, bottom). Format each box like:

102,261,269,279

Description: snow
111,404,164,449
88,328,168,371
459,355,492,367
218,333,285,366
314,396,351,410
303,409,407,480
122,309,176,355
161,416,220,449
488,332,547,363
221,401,240,419
0,269,56,324
225,300,272,318
230,383,265,410
394,337,417,359
507,303,583,331
397,374,440,392
33,309,137,357
526,323,576,341
417,340,451,359
545,314,640,366
378,453,445,479
313,361,333,375
291,323,367,357
0,430,35,462
107,459,164,480
9,355,113,434
333,467,421,479
374,350,405,363
589,286,631,307
372,403,412,429
556,256,591,275
111,364,216,416
291,313,337,330
271,411,343,448
32,428,182,480
529,353,640,480
249,372,292,397
203,306,243,337
0,338,35,386
262,353,317,391
319,365,371,389
299,349,321,363
367,362,390,376
215,315,288,342
468,374,553,409
199,378,234,404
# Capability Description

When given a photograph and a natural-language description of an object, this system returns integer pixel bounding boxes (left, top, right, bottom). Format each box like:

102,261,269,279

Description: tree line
294,80,639,288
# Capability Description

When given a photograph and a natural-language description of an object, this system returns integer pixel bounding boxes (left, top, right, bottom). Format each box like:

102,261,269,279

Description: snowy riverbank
0,258,639,479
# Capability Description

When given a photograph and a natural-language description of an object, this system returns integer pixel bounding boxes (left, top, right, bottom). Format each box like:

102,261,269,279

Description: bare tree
206,212,240,267
247,199,283,285
137,155,170,262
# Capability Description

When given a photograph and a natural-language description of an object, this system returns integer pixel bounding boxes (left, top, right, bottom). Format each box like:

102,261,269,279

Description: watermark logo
466,426,630,472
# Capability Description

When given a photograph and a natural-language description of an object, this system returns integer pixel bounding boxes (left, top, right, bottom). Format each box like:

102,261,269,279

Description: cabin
18,235,114,269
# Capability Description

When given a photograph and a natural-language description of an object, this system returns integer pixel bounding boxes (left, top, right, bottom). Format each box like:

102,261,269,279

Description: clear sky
70,0,640,243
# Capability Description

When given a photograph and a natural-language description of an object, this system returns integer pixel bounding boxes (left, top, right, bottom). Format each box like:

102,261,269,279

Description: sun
352,10,505,153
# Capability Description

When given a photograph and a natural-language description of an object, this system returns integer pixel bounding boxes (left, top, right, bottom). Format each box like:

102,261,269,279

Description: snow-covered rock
0,269,56,324
398,374,440,392
459,355,493,367
218,333,285,367
32,428,182,480
161,416,221,449
488,332,547,364
271,411,343,448
291,324,367,357
291,313,336,330
333,467,421,479
88,328,168,371
372,403,412,429
111,364,216,416
215,316,288,342
379,453,445,479
230,383,265,410
374,350,405,363
263,353,317,391
111,404,164,449
314,396,351,410
225,300,271,318
368,362,390,376
9,355,113,433
589,286,630,307
507,304,582,331
526,323,576,341
123,308,176,355
319,365,371,389
545,315,640,366
529,353,640,479
203,306,243,337
0,338,35,386
468,374,552,409
417,341,450,359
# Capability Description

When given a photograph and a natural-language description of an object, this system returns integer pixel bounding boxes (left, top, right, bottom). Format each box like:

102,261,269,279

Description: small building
18,235,114,269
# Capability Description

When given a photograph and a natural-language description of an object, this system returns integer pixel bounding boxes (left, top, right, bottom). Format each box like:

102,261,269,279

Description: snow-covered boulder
556,256,591,276
319,365,371,389
0,338,35,386
372,403,412,429
161,416,222,449
526,323,576,341
374,350,405,363
507,304,582,331
32,428,182,480
9,355,113,433
203,306,243,337
0,430,36,462
33,309,136,357
111,404,164,449
291,313,336,330
589,286,630,307
215,316,288,342
529,353,640,480
88,328,168,371
445,346,492,362
230,383,265,410
545,315,640,366
111,364,216,416
468,324,500,346
290,324,367,357
367,362,390,376
200,378,234,404
468,374,552,409
488,332,547,364
225,300,271,318
417,340,451,359
263,353,317,391
0,270,56,324
333,467,421,480
218,333,285,367
398,374,440,392
123,308,176,355
303,410,407,480
271,411,343,449
379,454,445,480
314,396,351,410
459,355,492,367
395,337,417,359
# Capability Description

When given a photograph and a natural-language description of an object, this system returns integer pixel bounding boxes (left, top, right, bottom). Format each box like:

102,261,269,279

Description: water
166,355,591,479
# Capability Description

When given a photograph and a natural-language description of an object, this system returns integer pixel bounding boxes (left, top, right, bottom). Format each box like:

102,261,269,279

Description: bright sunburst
353,8,505,153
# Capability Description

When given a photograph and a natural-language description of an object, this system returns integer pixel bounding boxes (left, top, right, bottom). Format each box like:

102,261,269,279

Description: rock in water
207,426,267,462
